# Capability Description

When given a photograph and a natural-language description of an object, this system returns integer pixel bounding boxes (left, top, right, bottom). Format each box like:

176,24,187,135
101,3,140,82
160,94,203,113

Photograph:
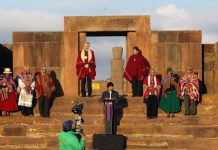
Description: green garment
159,90,181,113
58,130,85,150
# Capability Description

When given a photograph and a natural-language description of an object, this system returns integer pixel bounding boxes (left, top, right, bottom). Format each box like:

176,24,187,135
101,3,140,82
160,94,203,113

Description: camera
72,102,83,115
72,103,84,135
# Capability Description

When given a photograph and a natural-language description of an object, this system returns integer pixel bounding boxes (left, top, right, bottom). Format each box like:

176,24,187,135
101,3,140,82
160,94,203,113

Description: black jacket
101,90,119,101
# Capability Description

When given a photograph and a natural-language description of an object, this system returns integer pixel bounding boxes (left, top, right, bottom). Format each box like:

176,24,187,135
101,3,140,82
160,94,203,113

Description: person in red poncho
35,64,55,118
76,42,96,97
124,47,150,97
143,68,161,119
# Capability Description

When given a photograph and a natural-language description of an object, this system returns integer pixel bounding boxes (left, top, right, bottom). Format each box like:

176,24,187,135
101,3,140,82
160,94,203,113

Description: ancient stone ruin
0,15,218,149
111,47,124,95
10,16,218,96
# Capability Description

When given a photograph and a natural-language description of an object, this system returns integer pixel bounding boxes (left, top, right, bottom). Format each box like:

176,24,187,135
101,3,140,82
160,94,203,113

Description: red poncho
180,72,199,101
35,72,55,99
124,54,150,81
143,75,161,98
76,49,96,80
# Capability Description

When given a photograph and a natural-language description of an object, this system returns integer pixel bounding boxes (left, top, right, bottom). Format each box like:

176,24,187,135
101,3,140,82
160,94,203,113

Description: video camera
72,102,84,135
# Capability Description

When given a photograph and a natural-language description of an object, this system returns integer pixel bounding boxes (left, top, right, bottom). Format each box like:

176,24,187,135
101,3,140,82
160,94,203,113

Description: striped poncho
180,72,199,101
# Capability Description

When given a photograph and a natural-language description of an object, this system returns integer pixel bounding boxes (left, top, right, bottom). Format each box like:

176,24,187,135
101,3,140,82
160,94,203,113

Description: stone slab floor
0,94,218,150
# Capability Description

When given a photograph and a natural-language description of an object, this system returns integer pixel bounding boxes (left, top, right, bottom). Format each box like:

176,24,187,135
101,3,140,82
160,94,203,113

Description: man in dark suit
101,82,119,134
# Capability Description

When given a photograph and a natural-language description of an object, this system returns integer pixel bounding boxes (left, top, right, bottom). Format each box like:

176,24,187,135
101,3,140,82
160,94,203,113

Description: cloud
0,9,63,43
155,4,191,19
150,4,218,43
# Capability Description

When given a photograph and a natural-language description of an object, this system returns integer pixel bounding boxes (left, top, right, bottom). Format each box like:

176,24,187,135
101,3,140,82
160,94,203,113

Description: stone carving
111,47,124,95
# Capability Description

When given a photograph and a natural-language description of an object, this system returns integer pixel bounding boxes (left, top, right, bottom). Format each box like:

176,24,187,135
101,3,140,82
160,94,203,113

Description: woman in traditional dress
0,68,18,116
159,67,181,118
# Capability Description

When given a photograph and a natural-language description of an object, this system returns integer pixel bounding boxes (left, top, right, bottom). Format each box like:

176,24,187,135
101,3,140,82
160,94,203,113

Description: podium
102,98,117,134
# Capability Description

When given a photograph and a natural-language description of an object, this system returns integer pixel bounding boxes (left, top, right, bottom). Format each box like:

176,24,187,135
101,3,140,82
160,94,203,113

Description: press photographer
58,120,86,150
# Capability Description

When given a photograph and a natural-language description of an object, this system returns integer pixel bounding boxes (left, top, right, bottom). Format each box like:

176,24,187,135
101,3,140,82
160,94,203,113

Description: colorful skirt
2,92,18,112
159,90,181,113
0,94,3,110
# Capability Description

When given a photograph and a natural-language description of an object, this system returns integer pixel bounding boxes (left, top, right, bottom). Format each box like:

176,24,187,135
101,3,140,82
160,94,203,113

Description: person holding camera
58,120,86,150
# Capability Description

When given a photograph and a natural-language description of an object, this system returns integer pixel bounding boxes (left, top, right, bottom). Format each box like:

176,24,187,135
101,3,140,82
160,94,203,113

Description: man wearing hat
143,68,161,119
58,120,86,150
0,68,18,116
35,64,55,117
180,65,199,115
159,67,181,118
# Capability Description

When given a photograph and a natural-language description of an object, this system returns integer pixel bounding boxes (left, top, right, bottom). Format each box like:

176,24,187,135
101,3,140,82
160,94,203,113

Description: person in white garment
17,65,35,116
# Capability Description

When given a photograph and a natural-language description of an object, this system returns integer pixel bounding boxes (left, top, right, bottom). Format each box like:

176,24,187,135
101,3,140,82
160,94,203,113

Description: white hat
3,68,12,74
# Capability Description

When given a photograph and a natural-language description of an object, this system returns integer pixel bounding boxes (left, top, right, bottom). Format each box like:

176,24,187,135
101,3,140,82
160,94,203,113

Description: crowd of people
124,47,201,119
76,42,201,119
0,41,203,150
0,64,55,118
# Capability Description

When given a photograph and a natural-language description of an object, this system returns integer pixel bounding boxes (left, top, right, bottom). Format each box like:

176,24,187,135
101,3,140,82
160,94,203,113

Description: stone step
0,94,217,149
53,94,218,105
2,115,218,128
0,136,46,148
0,148,57,150
126,137,218,150
1,120,218,139
167,138,218,149
44,103,217,117
41,95,218,116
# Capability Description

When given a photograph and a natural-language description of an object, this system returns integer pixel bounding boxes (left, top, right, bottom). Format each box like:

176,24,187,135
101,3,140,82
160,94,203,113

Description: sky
0,0,218,79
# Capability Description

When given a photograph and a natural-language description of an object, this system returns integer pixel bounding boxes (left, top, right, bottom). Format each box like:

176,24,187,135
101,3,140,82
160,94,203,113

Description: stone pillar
64,32,79,96
203,44,215,94
111,47,124,95
215,42,218,93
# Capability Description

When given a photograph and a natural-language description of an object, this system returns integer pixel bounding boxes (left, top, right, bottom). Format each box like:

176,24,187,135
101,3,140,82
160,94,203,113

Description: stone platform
0,94,218,150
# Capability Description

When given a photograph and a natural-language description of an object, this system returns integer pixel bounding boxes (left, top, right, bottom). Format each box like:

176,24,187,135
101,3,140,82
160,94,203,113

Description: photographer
58,120,86,150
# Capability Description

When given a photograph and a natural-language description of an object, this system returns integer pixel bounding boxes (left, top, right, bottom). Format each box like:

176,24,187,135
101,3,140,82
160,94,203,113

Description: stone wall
12,16,218,96
215,42,218,93
64,16,151,96
149,31,202,79
203,44,215,94
13,32,65,92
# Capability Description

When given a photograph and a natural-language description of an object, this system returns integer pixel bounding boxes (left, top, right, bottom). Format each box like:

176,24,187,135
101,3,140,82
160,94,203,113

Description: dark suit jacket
101,90,119,101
